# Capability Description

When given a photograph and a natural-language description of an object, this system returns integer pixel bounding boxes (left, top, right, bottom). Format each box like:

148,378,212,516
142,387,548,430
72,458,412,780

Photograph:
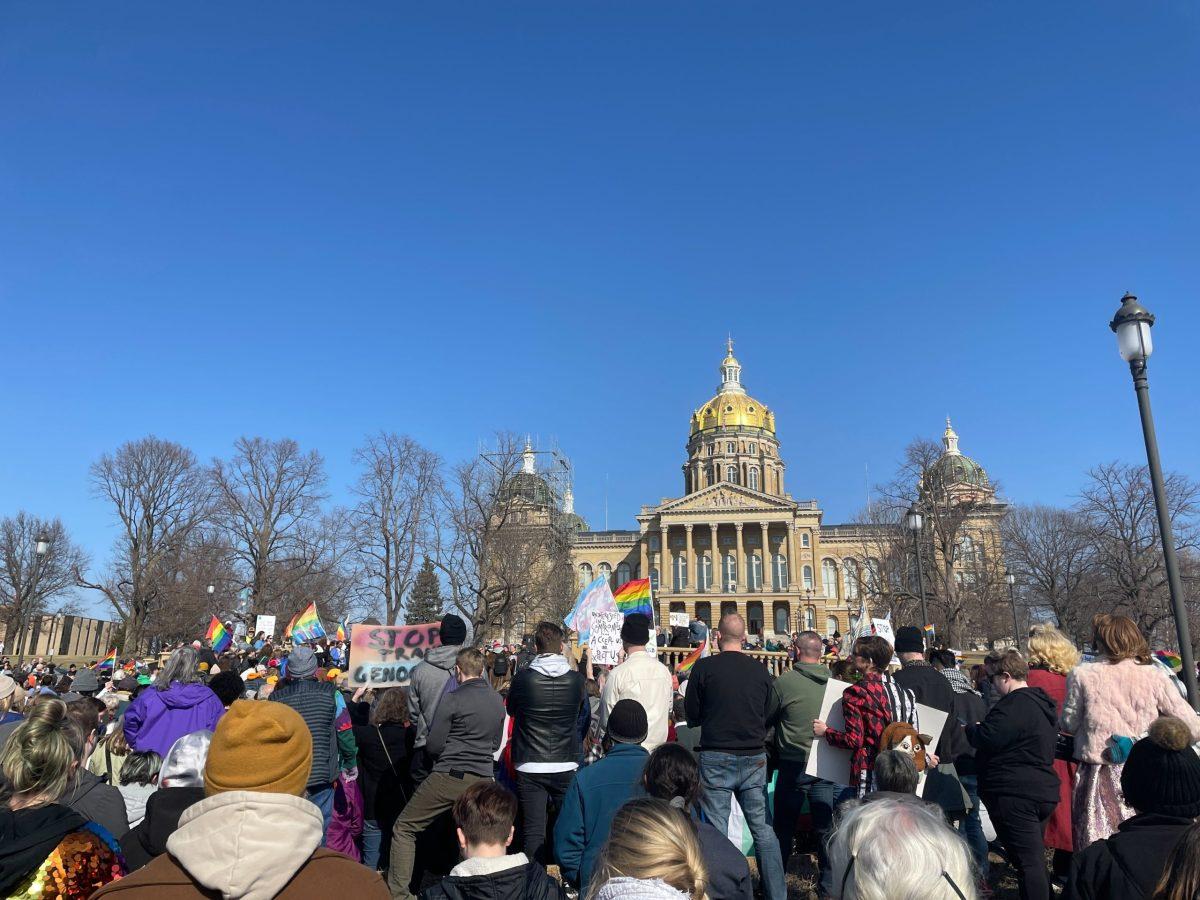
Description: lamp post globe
1005,572,1020,648
34,534,50,557
1108,293,1198,709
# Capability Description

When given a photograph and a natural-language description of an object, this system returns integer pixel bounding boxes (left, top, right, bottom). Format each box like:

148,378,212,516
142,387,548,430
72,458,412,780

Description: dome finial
943,417,961,456
719,336,745,394
522,439,536,475
563,484,575,515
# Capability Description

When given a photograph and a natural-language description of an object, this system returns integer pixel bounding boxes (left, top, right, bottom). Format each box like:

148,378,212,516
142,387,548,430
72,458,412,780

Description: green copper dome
933,452,989,487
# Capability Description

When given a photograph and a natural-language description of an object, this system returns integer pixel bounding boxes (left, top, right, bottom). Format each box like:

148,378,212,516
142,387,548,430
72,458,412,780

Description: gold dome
691,392,776,435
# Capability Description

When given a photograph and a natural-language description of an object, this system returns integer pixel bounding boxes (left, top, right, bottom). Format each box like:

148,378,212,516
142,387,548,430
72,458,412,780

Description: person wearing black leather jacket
505,622,590,866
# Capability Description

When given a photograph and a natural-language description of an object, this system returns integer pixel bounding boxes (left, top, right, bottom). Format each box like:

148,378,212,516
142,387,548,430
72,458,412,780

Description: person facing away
269,644,359,837
505,621,590,866
117,751,162,829
1065,715,1200,900
862,749,929,806
683,612,786,900
828,796,978,900
123,647,225,759
965,649,1060,900
92,699,389,900
772,630,837,894
0,698,126,899
688,616,709,647
586,798,708,900
419,781,566,900
61,697,131,839
597,613,672,753
553,699,650,896
120,730,211,873
407,614,469,785
351,686,414,872
1147,818,1200,900
641,742,752,900
933,648,990,880
388,647,506,900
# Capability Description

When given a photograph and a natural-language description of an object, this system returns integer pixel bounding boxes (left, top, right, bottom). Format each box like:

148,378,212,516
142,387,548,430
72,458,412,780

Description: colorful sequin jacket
7,821,125,900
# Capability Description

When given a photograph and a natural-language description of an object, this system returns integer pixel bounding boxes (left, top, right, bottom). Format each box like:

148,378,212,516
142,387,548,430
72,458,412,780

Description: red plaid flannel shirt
823,672,892,795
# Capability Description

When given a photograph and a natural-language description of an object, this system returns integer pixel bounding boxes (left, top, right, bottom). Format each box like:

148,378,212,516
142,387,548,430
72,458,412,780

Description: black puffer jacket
506,656,588,768
1065,813,1193,900
420,860,567,900
119,787,205,872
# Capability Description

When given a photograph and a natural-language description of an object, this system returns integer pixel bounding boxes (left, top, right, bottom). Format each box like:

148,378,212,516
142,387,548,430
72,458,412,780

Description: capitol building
566,341,1003,641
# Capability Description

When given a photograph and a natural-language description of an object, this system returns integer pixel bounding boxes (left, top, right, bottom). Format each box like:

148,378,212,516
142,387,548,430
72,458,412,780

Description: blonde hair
586,798,707,900
1026,624,1081,676
0,698,82,804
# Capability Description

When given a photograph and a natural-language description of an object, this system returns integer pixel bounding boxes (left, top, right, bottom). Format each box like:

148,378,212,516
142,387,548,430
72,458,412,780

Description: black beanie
620,613,651,646
1121,716,1200,817
893,626,925,654
439,614,467,647
606,699,649,745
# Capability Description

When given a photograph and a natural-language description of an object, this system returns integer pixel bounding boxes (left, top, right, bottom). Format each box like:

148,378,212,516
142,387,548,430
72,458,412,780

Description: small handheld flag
612,578,653,618
94,648,117,671
676,639,709,674
206,616,232,653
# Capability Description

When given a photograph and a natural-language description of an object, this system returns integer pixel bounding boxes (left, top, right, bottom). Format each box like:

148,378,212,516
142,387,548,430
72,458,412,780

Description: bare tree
349,433,441,625
0,513,90,661
211,437,336,623
1002,504,1100,644
1078,462,1200,645
80,436,214,654
847,503,917,626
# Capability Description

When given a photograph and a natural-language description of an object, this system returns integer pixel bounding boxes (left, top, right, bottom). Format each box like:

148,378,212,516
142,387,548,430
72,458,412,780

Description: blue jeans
698,751,786,900
959,774,989,879
361,818,383,870
307,785,334,846
773,763,837,897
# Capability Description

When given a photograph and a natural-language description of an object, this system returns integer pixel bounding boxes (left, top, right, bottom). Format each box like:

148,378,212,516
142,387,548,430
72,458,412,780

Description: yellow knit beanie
204,699,312,797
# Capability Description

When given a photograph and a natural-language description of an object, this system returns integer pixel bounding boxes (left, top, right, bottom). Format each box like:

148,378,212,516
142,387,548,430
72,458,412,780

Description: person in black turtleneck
966,648,1060,900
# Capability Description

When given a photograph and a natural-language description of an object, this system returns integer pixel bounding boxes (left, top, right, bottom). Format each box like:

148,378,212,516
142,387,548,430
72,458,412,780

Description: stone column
709,522,719,593
661,526,671,593
760,521,771,592
787,522,799,592
684,524,694,591
735,522,747,592
639,526,650,583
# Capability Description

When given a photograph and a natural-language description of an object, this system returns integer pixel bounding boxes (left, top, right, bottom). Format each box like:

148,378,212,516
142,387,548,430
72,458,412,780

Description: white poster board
805,679,854,784
590,611,624,667
914,702,949,799
255,615,277,639
669,612,689,629
870,618,894,644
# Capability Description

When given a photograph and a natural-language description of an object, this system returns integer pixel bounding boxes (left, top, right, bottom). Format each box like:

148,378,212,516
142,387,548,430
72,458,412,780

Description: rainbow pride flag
283,611,299,641
206,616,232,653
613,578,653,618
1155,650,1183,672
94,648,116,671
676,639,709,674
290,602,327,643
336,620,348,642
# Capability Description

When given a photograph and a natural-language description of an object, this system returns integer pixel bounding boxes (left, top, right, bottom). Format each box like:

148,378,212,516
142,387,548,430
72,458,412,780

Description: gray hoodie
408,644,461,748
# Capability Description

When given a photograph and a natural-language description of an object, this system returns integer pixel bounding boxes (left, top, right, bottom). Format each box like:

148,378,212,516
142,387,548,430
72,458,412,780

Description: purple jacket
123,682,225,758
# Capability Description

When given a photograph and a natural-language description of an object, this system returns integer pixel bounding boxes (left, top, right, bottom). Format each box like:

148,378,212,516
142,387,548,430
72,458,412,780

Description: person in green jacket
771,631,838,897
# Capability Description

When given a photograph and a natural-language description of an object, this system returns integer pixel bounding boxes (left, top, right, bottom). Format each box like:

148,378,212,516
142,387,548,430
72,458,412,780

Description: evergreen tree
406,557,444,625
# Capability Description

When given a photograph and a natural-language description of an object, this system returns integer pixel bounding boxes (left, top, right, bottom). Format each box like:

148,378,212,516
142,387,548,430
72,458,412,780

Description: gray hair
120,750,162,787
157,647,203,690
873,750,919,794
829,797,977,899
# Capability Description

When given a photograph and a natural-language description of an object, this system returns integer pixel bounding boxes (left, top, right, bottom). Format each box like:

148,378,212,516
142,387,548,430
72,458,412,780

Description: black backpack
493,653,508,676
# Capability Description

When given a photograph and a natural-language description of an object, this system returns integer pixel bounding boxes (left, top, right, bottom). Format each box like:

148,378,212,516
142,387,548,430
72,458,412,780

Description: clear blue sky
2,3,1199,615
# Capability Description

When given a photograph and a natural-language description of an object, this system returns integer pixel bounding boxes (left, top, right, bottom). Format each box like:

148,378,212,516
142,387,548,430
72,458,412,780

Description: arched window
749,553,763,591
698,555,713,592
748,467,759,491
747,601,763,636
650,568,660,593
673,554,688,592
723,554,738,593
648,534,660,551
726,441,736,454
773,602,790,635
821,558,839,599
844,559,861,600
598,562,612,586
801,532,811,548
805,606,816,630
726,465,738,484
865,558,882,595
825,616,839,638
802,565,814,590
579,563,593,587
615,562,631,587
772,553,788,591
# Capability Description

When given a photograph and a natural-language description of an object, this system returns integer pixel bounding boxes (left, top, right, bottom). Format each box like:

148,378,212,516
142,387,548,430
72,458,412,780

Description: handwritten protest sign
669,612,689,629
254,615,276,639
589,611,624,666
348,622,442,688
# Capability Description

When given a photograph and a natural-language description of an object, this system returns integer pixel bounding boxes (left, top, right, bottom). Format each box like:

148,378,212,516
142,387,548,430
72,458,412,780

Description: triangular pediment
655,483,797,515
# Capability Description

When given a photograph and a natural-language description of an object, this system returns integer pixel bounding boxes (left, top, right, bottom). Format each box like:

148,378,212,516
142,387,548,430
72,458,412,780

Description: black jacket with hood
1064,813,1193,900
964,685,1060,803
61,768,130,839
506,655,589,767
119,786,206,872
419,856,567,900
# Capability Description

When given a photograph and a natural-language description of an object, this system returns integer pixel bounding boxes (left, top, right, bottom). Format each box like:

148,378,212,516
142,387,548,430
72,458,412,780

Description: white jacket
598,649,673,752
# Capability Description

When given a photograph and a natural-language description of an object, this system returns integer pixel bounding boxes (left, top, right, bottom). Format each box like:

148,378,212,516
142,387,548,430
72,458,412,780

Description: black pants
985,794,1056,900
515,769,575,865
772,762,837,897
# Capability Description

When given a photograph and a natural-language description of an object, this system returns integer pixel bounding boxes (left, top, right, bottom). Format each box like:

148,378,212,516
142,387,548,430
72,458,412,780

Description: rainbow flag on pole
336,620,348,642
676,639,709,674
290,602,327,643
612,578,653,618
206,616,232,653
94,648,116,671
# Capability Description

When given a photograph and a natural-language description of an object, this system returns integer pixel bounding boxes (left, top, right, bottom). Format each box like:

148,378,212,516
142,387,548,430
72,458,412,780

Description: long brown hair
370,687,410,727
1092,614,1151,665
1152,819,1200,900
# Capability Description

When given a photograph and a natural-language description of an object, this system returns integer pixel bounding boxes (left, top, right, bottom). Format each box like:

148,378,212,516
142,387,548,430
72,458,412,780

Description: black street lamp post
1006,572,1020,649
905,502,929,639
1110,292,1198,709
16,533,51,667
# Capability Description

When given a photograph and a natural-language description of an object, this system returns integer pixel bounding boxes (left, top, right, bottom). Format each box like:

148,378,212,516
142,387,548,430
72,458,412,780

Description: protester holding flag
597,614,672,753
124,646,225,758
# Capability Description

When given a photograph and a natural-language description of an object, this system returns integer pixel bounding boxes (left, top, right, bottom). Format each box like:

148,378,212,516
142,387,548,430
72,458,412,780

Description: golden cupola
689,339,777,436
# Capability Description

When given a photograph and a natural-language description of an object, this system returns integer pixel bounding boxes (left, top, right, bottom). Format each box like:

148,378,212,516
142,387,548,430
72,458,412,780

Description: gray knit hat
287,646,318,679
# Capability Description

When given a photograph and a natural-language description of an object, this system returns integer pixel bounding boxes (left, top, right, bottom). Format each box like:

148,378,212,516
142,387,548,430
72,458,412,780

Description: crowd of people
1,608,1199,900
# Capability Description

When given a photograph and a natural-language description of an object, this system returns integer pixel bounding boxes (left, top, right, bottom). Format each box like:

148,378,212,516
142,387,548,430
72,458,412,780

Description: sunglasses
841,854,966,900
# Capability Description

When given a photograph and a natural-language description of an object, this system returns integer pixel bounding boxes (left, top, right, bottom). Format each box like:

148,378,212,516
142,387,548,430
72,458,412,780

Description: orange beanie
204,699,312,797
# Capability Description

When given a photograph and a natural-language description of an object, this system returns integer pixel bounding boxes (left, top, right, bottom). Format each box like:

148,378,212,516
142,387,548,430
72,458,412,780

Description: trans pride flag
565,575,617,645
206,616,232,653
612,578,653,618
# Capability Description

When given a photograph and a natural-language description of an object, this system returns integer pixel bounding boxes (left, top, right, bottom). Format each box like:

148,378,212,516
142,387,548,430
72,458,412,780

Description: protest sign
914,703,949,798
347,622,442,688
254,615,276,639
870,618,894,644
589,611,624,666
565,575,618,645
805,678,854,784
669,612,689,629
